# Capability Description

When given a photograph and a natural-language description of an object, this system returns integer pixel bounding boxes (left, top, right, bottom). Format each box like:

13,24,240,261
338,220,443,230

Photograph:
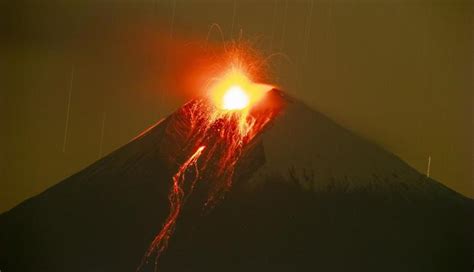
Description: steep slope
0,91,472,272
255,96,463,196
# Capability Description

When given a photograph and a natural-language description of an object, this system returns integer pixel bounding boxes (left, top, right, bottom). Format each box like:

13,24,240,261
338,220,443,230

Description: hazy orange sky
1,0,472,213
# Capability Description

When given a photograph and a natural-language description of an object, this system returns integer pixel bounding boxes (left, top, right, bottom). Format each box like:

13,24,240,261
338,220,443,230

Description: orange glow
209,66,273,111
222,86,249,110
139,42,282,271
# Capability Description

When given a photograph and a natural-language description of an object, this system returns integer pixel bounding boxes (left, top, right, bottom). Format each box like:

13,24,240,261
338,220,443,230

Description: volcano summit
0,89,472,272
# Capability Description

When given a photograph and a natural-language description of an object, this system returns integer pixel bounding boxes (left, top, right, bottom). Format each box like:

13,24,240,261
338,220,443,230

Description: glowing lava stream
139,66,280,271
141,146,205,268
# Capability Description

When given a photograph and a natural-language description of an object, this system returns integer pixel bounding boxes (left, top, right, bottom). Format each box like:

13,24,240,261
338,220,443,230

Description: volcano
0,90,472,272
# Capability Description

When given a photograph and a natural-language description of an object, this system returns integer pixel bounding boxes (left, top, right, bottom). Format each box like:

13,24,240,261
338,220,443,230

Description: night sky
1,0,472,213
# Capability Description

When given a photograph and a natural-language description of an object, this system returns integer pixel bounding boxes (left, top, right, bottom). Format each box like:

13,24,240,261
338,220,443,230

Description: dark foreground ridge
1,91,472,271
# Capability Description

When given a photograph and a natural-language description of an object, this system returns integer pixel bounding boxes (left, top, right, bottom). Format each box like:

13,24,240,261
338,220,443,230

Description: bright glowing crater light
209,67,273,111
222,85,250,110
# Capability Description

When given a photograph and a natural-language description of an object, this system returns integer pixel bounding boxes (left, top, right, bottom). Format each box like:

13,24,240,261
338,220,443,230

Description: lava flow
139,62,283,271
140,145,205,270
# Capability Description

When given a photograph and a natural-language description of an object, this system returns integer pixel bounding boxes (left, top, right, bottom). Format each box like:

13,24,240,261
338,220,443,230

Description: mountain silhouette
1,90,472,272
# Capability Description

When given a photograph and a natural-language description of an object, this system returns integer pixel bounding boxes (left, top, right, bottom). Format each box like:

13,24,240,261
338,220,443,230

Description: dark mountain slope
1,92,472,272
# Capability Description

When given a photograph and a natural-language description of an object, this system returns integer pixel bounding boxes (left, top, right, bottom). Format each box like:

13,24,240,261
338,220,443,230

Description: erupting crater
139,63,283,271
209,68,272,112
